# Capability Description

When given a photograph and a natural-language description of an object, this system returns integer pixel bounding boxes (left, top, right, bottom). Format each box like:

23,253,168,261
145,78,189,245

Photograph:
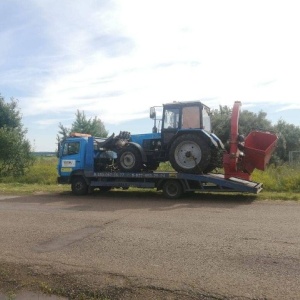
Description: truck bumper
57,176,70,184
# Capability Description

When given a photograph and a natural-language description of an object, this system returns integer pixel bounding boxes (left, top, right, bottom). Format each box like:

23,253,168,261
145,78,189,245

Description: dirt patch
0,262,220,300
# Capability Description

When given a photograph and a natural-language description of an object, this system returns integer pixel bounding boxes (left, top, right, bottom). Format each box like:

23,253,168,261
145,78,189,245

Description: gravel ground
1,192,300,299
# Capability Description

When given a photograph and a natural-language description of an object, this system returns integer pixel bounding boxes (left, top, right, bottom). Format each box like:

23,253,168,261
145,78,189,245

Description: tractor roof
163,101,210,110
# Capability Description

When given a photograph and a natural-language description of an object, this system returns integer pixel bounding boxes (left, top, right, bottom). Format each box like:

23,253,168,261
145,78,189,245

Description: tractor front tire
117,145,143,172
169,134,211,174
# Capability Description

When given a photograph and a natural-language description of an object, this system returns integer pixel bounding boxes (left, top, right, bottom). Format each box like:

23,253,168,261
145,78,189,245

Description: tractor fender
168,129,219,150
210,133,225,149
127,142,148,162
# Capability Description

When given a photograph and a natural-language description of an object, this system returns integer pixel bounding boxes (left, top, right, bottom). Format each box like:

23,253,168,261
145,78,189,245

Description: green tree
0,96,33,176
210,105,232,143
274,120,300,163
58,110,108,140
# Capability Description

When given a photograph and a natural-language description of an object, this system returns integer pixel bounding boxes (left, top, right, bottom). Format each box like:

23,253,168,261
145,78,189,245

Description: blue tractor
115,101,224,174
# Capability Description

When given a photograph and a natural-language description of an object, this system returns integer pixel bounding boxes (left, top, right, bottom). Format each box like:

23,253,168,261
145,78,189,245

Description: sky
1,0,300,151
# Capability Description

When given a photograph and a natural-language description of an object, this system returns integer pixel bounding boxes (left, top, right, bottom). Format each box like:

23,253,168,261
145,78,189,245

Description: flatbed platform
84,171,262,197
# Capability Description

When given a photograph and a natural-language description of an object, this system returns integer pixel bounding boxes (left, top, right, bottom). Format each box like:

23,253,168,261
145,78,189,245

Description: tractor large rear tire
117,145,143,172
204,148,224,173
169,134,211,174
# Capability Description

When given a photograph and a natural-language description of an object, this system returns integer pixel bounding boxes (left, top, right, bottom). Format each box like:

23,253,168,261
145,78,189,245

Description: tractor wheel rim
174,141,202,169
121,152,136,169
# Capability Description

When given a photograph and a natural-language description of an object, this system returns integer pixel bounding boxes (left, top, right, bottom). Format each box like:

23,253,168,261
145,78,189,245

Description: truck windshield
62,142,80,156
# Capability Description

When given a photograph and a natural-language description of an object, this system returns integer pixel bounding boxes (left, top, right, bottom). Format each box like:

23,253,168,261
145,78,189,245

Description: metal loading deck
86,171,263,194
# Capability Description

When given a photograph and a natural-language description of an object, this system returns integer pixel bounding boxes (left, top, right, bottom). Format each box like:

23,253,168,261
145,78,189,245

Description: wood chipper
223,101,278,180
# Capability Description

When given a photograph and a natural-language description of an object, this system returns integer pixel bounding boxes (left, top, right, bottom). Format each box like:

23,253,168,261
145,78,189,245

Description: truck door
58,139,85,177
161,107,180,145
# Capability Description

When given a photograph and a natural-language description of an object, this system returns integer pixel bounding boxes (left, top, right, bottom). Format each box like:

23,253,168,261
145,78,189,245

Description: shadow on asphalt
0,189,258,212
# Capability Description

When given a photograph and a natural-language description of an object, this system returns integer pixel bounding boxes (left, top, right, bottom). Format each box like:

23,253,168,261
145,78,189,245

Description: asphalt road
0,192,300,299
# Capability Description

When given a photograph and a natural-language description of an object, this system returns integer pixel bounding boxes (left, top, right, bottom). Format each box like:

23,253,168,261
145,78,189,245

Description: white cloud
2,0,300,145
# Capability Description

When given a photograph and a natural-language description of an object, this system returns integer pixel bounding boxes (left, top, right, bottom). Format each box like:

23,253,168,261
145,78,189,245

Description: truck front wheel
169,134,211,174
71,176,88,195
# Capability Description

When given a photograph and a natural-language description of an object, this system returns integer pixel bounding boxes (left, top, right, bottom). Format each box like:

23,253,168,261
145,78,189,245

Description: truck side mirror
150,107,156,119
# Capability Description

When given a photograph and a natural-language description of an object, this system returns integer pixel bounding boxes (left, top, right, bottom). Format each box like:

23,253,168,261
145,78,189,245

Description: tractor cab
150,101,212,146
150,101,211,131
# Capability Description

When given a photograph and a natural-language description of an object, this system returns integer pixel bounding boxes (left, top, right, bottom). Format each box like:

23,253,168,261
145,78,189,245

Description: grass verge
0,183,299,200
1,158,300,200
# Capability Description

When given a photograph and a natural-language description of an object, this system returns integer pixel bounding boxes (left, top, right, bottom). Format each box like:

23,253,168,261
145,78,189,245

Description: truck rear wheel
163,180,183,199
117,145,143,172
71,176,88,195
169,134,211,174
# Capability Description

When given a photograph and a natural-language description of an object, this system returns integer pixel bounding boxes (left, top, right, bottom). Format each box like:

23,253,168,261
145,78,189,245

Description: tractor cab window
202,107,211,132
163,108,180,129
182,106,200,129
62,142,80,156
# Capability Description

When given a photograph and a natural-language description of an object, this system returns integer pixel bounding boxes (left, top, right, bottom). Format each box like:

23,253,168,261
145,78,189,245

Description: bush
0,156,57,185
157,162,174,172
252,164,300,192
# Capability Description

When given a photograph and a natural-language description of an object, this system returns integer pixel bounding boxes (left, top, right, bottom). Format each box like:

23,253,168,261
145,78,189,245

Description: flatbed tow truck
57,101,277,198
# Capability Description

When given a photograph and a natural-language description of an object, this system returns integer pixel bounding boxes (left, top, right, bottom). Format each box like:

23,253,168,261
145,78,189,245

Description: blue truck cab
57,136,89,184
57,133,119,185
